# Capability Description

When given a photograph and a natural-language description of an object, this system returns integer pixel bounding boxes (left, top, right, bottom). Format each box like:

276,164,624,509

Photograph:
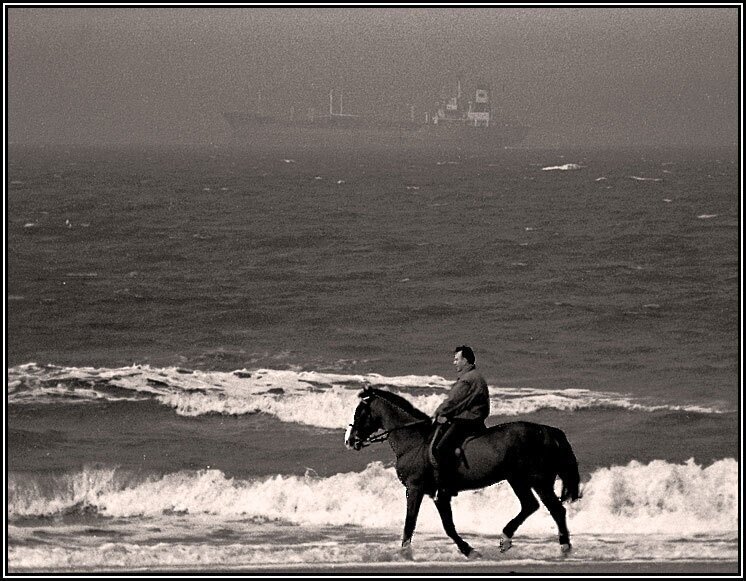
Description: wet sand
17,561,738,576
236,562,739,576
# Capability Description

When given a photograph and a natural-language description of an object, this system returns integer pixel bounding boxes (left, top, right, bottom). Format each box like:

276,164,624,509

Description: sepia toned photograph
5,5,740,575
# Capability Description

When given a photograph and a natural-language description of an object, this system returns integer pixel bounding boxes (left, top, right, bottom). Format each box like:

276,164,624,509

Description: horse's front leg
401,484,424,559
434,494,479,558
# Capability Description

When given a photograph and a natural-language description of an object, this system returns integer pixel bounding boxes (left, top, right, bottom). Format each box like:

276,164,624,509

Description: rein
353,418,430,447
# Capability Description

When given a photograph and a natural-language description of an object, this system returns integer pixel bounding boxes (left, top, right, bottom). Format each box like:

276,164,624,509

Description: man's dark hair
454,345,475,364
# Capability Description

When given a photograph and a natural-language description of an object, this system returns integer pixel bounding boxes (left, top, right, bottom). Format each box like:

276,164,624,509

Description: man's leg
430,423,446,497
433,423,460,499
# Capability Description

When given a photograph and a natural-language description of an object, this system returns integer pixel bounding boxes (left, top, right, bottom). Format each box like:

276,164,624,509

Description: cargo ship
222,82,530,148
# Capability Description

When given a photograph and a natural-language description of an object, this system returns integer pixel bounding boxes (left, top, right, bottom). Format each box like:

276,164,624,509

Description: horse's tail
551,428,580,503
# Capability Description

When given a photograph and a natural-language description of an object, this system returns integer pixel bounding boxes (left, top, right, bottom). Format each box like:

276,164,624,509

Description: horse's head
344,385,382,451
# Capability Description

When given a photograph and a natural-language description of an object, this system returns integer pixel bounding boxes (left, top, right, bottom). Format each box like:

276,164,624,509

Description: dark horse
344,386,580,559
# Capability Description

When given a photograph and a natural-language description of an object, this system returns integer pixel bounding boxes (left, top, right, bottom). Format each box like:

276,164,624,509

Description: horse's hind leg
500,479,540,551
533,480,572,553
434,494,477,558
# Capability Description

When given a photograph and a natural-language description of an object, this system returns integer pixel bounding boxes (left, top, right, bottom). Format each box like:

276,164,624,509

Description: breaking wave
7,364,728,428
9,458,737,535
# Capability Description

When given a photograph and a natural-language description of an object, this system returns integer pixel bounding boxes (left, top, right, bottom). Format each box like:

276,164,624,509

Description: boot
432,465,454,501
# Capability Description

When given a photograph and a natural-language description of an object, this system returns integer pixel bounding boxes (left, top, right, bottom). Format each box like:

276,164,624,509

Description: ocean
6,141,740,573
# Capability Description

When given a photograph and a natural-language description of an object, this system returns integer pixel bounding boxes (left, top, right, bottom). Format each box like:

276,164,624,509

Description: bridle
349,392,430,448
350,418,430,447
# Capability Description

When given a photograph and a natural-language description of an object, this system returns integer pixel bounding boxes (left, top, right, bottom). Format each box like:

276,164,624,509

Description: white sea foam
541,164,583,171
9,541,439,572
6,459,739,570
7,364,729,427
9,458,738,536
629,176,663,182
9,532,737,572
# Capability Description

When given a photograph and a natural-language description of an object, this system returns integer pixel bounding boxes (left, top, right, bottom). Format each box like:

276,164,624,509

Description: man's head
453,345,475,372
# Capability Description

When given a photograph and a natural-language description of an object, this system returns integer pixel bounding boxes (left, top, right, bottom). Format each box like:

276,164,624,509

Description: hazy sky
6,6,740,147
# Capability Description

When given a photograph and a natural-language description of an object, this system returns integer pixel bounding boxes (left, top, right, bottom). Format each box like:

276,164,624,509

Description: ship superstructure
427,81,493,127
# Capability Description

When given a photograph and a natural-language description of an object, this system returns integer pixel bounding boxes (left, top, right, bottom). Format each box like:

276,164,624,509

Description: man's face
453,351,468,373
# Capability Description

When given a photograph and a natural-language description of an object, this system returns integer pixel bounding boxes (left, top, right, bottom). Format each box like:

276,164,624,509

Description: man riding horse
431,345,490,500
345,369,580,557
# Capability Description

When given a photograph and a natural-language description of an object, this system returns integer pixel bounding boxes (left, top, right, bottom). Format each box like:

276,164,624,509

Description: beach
13,561,740,576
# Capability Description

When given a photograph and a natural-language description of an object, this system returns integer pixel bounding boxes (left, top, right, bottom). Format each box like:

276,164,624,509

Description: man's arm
434,380,471,418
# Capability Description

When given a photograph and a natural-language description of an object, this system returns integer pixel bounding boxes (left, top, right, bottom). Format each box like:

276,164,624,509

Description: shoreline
11,561,740,576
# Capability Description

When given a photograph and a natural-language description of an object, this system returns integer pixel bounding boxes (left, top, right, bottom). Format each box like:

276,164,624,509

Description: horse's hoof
467,548,483,560
499,535,512,552
399,545,414,561
560,542,572,555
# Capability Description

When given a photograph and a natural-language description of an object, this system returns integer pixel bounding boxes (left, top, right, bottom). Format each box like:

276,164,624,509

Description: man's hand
435,415,448,424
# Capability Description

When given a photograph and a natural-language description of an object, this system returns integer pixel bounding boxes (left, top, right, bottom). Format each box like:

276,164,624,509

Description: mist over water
7,8,738,147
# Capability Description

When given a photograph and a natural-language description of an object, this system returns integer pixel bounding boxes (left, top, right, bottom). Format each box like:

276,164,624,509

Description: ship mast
328,88,346,116
326,88,358,119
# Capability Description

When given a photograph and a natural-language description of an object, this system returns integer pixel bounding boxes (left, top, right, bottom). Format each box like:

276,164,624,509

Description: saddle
456,435,480,458
428,424,486,471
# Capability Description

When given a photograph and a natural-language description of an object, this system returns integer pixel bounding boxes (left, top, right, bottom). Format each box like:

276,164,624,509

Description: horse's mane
368,388,431,422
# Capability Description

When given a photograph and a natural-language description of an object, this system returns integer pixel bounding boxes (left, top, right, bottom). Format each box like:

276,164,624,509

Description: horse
344,385,580,559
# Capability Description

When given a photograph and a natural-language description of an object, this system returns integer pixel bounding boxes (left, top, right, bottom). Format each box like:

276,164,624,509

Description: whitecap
541,164,584,171
629,176,663,182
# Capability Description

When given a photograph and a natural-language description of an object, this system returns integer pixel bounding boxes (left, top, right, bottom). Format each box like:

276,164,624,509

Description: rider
431,345,490,500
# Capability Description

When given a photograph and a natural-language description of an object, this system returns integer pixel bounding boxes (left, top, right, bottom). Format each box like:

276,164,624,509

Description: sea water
6,142,739,572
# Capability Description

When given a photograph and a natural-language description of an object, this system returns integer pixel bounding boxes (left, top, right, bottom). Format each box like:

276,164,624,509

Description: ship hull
414,123,530,147
222,113,530,149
